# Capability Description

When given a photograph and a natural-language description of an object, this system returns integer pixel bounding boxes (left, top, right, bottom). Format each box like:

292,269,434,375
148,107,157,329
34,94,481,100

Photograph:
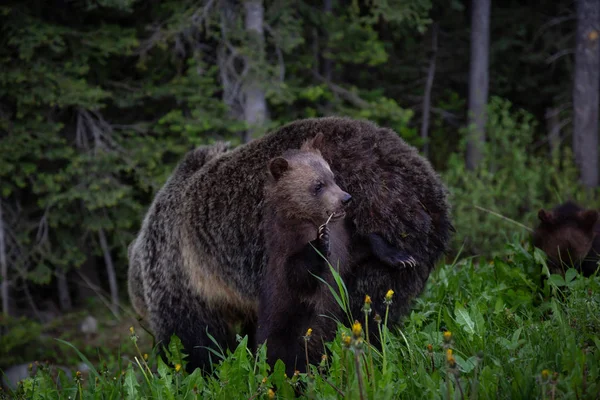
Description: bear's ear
538,209,554,224
301,132,325,152
577,209,599,231
268,157,289,180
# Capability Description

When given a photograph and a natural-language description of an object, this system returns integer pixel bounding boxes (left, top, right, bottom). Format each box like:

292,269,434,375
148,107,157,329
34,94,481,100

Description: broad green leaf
454,302,475,335
124,367,139,399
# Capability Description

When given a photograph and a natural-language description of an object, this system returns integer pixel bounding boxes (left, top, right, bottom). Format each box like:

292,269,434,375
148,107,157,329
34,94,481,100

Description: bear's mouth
328,210,346,222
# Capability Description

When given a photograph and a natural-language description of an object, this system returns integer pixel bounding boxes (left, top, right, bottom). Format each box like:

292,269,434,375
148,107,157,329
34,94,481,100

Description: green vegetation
2,1,599,398
4,242,599,399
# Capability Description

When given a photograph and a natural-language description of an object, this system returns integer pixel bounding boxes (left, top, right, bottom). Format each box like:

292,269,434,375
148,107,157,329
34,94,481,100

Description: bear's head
532,201,599,272
266,132,352,225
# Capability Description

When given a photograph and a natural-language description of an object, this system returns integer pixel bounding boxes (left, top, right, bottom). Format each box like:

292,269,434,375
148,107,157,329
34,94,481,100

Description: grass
2,240,600,400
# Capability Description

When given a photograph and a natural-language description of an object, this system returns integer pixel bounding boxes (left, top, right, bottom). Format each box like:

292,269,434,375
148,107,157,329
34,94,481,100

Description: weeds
3,240,600,399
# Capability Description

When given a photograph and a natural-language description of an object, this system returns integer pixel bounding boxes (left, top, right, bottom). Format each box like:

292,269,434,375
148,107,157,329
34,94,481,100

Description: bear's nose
342,193,352,206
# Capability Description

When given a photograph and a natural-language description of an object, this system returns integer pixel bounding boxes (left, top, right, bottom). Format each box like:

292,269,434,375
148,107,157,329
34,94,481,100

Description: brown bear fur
257,133,352,375
128,116,453,373
127,141,231,331
532,201,600,277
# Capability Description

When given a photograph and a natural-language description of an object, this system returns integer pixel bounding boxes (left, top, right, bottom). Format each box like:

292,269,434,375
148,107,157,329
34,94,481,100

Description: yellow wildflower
446,349,455,367
443,331,452,342
305,328,313,337
129,326,135,334
446,349,453,361
143,353,148,361
364,295,372,304
352,321,363,337
175,364,182,372
385,289,394,301
342,334,351,347
541,369,550,380
268,388,275,399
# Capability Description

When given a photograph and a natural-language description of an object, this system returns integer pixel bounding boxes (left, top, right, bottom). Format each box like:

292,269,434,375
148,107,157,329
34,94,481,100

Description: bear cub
257,132,352,375
533,201,600,277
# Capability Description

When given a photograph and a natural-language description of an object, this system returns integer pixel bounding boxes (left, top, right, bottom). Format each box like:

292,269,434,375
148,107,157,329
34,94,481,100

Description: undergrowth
3,241,599,399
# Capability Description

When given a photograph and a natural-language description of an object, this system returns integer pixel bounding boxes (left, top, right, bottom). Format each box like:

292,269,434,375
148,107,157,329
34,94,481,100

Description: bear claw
317,224,331,255
368,233,418,269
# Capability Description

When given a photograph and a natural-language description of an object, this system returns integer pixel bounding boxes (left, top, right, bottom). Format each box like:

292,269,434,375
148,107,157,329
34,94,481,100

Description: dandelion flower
443,331,452,342
352,320,363,337
446,349,453,360
541,369,550,380
446,349,456,367
364,295,372,304
175,364,182,372
305,328,313,337
385,289,394,301
268,388,275,399
342,334,351,347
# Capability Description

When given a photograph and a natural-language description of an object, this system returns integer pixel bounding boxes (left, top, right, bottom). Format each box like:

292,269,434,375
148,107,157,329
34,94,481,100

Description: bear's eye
314,182,324,194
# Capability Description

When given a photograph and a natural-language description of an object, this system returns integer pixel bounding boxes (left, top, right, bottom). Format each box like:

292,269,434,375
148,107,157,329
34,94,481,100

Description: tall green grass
4,241,599,399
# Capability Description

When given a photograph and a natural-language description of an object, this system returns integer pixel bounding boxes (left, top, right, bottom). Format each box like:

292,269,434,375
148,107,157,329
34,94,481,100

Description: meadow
4,240,599,400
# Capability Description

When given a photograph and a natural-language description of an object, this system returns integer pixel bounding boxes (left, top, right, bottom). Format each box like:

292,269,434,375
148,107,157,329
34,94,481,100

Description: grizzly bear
533,201,600,277
128,116,453,374
127,141,231,321
257,133,352,375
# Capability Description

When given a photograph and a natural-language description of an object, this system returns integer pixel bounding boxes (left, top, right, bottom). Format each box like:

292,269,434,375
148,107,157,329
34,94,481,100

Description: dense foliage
5,242,600,399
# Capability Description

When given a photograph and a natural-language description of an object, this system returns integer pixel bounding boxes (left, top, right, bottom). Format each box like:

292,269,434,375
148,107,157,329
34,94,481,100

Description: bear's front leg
367,233,417,268
285,227,331,292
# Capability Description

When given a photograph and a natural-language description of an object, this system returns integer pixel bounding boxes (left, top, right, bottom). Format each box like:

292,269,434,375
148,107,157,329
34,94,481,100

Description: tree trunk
98,228,119,317
0,202,9,317
242,0,268,143
421,23,438,159
545,107,561,158
466,0,491,171
573,0,599,189
56,268,72,311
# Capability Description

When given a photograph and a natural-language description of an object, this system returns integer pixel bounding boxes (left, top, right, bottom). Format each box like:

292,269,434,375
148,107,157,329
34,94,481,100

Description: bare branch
22,282,42,321
546,48,575,64
312,71,370,108
74,269,121,319
531,14,576,45
191,0,217,33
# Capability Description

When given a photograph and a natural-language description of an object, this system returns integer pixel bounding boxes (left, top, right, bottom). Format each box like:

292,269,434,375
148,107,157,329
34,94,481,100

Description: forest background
1,0,599,382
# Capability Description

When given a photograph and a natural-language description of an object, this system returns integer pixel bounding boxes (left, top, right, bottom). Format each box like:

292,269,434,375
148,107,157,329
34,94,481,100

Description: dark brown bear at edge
258,133,352,376
127,116,454,374
533,201,600,277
